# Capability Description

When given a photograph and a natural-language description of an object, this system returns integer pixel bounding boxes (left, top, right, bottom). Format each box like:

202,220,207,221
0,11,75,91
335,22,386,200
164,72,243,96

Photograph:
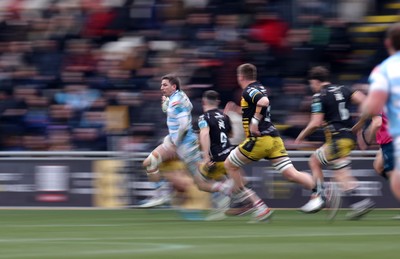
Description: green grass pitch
0,209,399,259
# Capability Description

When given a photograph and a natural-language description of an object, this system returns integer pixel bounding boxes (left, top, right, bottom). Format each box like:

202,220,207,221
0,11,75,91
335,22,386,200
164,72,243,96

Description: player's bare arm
350,90,366,105
362,90,388,117
199,126,211,163
295,113,324,144
350,90,368,133
351,114,371,133
363,115,382,144
249,97,269,136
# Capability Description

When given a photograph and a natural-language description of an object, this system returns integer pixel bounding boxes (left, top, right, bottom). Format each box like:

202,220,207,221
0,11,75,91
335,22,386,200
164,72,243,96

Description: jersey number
338,102,350,120
220,132,228,148
264,106,271,122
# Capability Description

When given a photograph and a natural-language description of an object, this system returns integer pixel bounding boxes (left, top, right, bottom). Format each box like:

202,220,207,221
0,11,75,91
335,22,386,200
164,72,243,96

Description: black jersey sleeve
341,85,356,100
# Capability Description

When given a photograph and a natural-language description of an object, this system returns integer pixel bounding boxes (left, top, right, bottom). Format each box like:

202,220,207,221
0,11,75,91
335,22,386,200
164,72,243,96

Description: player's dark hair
308,66,330,82
203,90,220,105
203,90,220,101
386,22,400,51
161,74,180,90
237,63,257,81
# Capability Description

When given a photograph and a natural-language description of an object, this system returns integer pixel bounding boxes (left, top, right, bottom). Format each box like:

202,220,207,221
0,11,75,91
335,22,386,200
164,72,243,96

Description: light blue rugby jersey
166,90,197,145
369,51,400,137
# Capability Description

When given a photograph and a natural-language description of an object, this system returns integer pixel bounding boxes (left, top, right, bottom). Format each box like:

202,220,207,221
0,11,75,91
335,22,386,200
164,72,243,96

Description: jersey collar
170,90,179,98
247,81,260,88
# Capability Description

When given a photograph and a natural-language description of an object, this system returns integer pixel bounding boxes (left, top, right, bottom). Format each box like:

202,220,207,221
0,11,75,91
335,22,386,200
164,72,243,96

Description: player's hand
202,161,216,173
249,123,261,137
161,96,169,113
356,130,368,150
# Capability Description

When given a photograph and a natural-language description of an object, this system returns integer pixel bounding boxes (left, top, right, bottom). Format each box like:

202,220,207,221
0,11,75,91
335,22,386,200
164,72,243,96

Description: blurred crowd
0,0,395,151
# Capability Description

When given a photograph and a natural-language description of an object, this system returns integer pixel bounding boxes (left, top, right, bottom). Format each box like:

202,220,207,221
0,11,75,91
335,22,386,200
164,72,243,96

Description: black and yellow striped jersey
241,82,279,138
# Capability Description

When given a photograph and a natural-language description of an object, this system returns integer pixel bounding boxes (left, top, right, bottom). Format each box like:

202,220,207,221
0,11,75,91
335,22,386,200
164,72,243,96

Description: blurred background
1,0,399,152
1,4,400,258
1,0,400,209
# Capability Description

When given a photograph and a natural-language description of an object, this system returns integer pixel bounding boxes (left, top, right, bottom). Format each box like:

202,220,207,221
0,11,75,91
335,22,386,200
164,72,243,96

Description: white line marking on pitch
0,222,191,227
0,243,192,258
1,230,400,244
1,224,129,227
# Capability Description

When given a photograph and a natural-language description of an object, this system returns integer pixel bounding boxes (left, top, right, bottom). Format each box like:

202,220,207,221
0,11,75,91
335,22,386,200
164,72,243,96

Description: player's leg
378,141,400,219
276,160,315,189
162,162,191,205
201,161,253,217
225,137,274,221
176,138,233,195
221,167,254,216
201,163,230,221
139,160,188,208
176,145,233,221
331,157,358,190
143,136,177,178
309,149,325,186
272,154,326,214
140,138,179,207
331,138,375,220
164,167,212,211
329,156,372,220
256,135,322,213
267,136,316,190
299,145,340,214
137,179,169,208
379,142,394,180
224,151,248,192
390,171,400,200
190,167,233,194
391,137,400,201
304,131,343,212
373,149,384,176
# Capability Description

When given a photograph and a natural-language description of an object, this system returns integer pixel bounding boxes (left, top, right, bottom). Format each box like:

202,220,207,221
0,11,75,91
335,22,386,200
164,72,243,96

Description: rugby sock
211,182,221,192
212,179,233,195
233,188,251,201
254,199,267,209
312,179,324,194
344,188,368,206
310,179,325,203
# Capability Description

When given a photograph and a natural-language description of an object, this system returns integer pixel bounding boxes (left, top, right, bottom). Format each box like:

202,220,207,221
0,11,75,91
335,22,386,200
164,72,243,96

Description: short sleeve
311,93,323,113
369,65,389,93
243,87,263,104
198,115,209,129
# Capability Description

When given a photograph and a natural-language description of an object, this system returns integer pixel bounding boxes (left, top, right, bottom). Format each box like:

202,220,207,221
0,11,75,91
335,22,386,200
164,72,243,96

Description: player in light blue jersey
143,74,234,196
361,22,400,201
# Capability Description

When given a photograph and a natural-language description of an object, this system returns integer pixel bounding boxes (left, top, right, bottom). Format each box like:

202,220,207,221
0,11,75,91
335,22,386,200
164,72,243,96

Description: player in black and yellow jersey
198,90,254,219
198,90,234,181
224,63,318,221
295,66,375,220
